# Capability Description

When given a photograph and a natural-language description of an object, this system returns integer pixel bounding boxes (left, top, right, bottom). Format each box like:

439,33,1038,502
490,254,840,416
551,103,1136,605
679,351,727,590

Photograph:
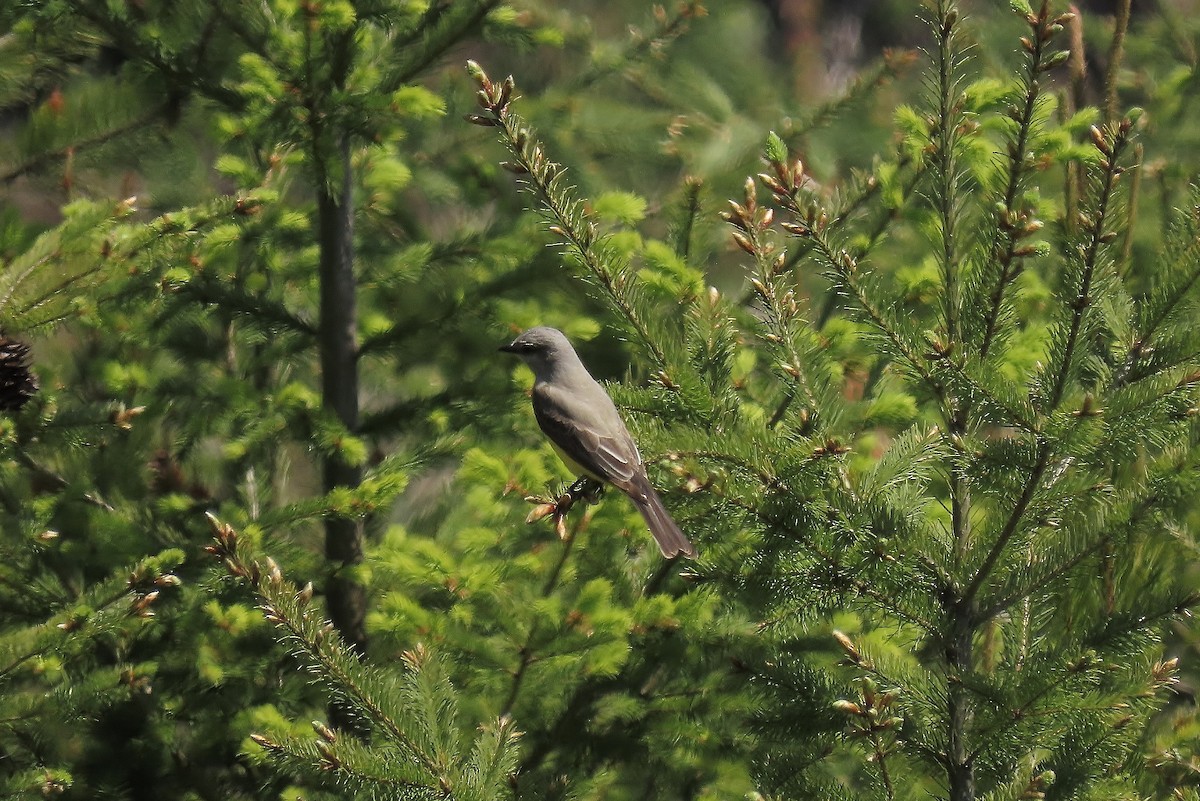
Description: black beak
499,342,519,353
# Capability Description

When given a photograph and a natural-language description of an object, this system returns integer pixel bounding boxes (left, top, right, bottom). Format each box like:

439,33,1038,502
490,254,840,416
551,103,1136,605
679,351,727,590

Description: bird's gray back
532,370,642,485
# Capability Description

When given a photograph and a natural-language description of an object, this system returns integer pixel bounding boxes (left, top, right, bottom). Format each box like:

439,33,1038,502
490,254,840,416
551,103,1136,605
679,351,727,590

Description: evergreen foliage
3,0,1200,799
459,1,1200,796
733,3,1200,797
209,513,520,801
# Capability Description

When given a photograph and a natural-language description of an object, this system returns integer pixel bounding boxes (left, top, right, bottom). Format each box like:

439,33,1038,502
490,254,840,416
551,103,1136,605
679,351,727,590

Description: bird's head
500,326,577,379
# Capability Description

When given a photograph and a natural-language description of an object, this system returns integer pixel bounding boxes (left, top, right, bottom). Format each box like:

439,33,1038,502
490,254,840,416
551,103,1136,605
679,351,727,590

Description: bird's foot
567,476,605,505
524,477,604,541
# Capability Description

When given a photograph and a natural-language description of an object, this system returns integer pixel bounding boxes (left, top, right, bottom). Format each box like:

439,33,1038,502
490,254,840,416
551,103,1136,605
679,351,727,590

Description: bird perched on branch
501,326,696,559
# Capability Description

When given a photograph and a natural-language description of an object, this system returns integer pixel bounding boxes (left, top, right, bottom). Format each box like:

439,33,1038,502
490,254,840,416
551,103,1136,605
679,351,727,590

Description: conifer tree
8,0,1200,799
2,0,817,797
445,2,1200,797
204,0,1200,797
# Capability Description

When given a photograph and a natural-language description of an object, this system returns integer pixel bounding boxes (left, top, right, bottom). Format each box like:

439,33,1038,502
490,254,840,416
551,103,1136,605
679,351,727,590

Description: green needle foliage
5,0,1200,800
208,513,520,801
450,1,1200,797
0,0,814,798
732,4,1200,798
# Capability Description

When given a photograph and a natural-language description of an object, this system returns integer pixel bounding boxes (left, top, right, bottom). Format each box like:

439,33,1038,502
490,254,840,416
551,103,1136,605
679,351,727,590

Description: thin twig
499,514,583,718
1119,143,1143,273
1102,0,1132,123
13,449,114,511
1,107,166,185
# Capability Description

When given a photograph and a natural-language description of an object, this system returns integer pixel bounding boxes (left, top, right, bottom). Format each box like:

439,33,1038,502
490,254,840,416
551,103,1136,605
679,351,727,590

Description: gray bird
501,326,696,559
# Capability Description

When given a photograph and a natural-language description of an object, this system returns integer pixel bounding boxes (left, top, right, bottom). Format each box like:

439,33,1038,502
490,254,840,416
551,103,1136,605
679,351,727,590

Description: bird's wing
532,381,641,487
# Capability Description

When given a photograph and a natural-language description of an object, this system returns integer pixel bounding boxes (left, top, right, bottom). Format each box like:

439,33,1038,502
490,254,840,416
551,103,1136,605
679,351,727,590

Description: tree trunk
947,600,975,801
949,465,975,801
317,133,367,657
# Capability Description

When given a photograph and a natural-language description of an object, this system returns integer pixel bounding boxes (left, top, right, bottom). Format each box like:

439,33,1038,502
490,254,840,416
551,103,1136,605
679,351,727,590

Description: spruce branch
209,0,274,63
781,197,942,398
927,0,969,348
670,175,703,261
1046,116,1136,410
208,515,439,777
745,152,920,336
754,141,945,404
785,49,918,145
466,61,668,370
1115,196,1200,387
722,172,820,427
978,3,1074,359
832,676,902,801
961,115,1137,604
247,731,444,800
709,489,940,635
829,632,927,726
795,157,924,335
1119,142,1143,273
976,532,1111,624
175,278,316,337
566,1,706,93
0,197,134,334
668,448,778,489
499,510,585,718
206,514,521,795
0,104,167,185
963,390,1123,611
965,651,1125,764
10,448,113,512
384,0,501,92
929,355,1040,433
772,162,881,278
0,552,178,684
1102,0,1132,124
64,0,246,110
962,439,1051,606
358,253,530,360
1086,594,1200,653
250,451,419,533
752,152,907,284
358,393,454,437
2,192,270,334
849,159,924,263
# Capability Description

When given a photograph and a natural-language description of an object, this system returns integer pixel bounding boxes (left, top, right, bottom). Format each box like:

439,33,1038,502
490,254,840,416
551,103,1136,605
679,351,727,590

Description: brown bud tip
312,720,338,743
743,176,757,207
249,733,277,750
833,629,861,661
732,231,756,255
526,503,556,524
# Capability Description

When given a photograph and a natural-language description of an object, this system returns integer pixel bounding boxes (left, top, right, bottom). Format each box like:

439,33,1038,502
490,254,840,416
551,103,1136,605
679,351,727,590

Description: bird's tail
628,476,696,559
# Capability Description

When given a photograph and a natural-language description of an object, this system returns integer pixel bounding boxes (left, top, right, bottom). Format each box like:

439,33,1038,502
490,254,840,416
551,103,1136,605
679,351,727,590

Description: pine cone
0,335,38,412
